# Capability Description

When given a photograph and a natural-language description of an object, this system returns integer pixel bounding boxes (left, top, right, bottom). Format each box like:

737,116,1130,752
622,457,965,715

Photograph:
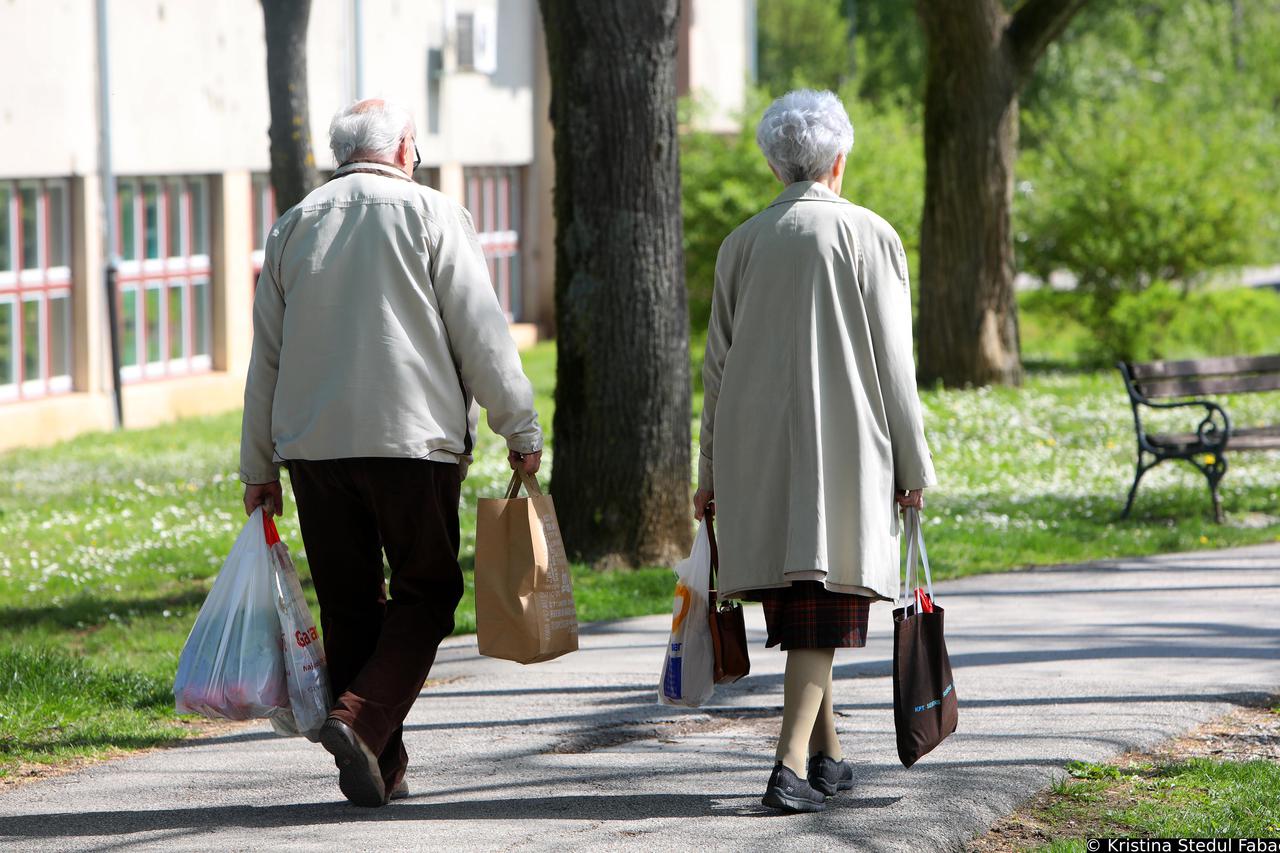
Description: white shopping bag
174,509,331,740
265,517,331,742
174,508,291,723
658,520,715,707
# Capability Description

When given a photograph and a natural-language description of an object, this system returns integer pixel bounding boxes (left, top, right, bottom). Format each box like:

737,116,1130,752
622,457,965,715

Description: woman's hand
896,488,924,510
693,488,714,521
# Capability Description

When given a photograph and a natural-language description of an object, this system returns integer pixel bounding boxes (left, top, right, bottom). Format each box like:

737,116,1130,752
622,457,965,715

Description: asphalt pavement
3,543,1278,852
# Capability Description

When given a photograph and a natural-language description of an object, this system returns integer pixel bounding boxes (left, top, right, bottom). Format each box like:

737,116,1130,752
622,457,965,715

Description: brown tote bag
705,511,750,684
892,507,958,767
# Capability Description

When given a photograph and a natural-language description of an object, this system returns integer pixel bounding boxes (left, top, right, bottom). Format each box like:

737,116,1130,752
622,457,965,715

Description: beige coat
240,162,541,485
699,181,936,601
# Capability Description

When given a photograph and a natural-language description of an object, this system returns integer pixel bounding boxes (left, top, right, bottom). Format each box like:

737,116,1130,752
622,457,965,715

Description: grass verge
971,701,1280,850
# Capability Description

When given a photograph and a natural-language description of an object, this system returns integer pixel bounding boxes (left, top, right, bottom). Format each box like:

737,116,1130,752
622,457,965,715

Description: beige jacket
240,162,541,484
700,181,936,601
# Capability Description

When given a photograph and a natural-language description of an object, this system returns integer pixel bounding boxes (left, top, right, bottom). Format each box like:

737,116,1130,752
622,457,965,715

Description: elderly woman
694,89,936,813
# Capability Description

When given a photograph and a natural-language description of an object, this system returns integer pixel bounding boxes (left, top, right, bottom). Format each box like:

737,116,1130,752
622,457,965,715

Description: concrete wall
0,0,536,175
0,0,100,177
686,0,750,133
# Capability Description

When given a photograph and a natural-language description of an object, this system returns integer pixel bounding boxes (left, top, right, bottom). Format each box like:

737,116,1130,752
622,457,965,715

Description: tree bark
538,0,692,567
262,0,319,212
915,0,1088,388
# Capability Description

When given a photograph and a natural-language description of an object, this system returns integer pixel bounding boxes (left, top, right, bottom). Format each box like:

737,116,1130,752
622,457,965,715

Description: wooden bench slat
1148,426,1280,452
1129,354,1280,380
1137,373,1280,398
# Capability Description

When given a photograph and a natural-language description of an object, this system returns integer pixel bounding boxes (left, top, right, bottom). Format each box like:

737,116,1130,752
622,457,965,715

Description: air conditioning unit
455,8,498,75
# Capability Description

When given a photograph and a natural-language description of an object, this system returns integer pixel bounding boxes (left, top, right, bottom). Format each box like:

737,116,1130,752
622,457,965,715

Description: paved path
3,544,1278,852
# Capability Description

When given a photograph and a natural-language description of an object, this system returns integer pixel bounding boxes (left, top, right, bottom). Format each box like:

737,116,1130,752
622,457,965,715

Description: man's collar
332,160,413,181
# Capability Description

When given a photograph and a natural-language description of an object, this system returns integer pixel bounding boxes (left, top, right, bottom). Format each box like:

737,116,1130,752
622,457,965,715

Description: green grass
0,647,182,765
2,338,1279,775
1030,757,1280,848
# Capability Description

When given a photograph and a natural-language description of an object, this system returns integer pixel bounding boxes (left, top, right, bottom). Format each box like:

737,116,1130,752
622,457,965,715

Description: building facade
0,0,749,451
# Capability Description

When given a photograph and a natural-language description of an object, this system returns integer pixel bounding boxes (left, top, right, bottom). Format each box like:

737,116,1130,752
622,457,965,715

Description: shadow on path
0,793,902,838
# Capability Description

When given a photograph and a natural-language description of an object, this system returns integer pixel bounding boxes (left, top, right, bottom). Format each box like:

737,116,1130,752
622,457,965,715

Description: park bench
1117,354,1280,522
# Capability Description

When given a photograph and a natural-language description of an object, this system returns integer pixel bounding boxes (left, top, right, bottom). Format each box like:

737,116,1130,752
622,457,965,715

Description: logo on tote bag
913,682,954,714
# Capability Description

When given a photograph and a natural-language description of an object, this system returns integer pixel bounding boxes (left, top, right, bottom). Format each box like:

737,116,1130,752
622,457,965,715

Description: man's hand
896,488,925,510
508,449,542,476
693,488,714,521
244,481,284,517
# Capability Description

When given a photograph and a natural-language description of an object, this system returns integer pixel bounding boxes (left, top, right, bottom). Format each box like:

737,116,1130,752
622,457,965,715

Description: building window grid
250,173,278,282
115,176,212,382
0,179,73,403
464,166,522,321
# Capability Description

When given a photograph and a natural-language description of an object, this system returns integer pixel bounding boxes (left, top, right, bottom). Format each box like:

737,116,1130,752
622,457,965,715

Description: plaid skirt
749,582,872,650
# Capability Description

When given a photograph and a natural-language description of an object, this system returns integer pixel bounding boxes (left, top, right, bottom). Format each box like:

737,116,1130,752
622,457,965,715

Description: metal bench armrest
1135,398,1232,452
1117,362,1232,452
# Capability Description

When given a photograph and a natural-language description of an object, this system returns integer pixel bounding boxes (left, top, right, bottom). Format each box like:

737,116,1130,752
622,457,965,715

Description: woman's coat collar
766,180,848,209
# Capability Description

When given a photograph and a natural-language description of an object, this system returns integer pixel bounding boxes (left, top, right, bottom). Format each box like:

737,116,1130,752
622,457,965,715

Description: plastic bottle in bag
658,520,715,707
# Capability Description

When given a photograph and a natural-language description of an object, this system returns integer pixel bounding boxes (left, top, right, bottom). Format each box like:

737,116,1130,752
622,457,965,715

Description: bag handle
901,507,935,613
504,469,545,499
705,507,720,606
262,509,281,547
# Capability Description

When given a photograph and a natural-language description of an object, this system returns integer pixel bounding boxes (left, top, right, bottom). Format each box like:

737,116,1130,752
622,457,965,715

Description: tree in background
914,0,1090,388
847,0,925,105
538,0,692,567
1014,0,1280,363
756,0,852,93
262,0,319,211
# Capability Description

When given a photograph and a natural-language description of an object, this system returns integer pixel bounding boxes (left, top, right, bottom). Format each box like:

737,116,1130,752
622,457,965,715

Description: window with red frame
250,173,277,282
116,177,211,381
463,166,523,320
0,179,73,402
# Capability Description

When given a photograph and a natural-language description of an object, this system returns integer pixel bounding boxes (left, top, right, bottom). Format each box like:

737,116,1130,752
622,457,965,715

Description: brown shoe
388,779,409,801
319,718,386,807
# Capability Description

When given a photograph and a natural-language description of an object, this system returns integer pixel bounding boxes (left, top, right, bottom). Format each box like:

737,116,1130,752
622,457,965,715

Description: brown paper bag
475,471,579,664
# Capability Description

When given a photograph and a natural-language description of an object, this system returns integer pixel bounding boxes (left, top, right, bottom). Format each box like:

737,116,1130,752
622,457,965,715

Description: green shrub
756,0,852,93
1097,283,1280,364
680,95,776,330
1022,283,1280,365
1017,95,1264,311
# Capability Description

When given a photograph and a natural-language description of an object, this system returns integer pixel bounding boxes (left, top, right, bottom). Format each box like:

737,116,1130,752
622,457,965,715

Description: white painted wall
0,0,536,178
687,0,749,133
0,0,100,177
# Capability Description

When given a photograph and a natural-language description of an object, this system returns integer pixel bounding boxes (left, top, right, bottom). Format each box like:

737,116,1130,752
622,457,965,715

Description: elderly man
239,98,542,807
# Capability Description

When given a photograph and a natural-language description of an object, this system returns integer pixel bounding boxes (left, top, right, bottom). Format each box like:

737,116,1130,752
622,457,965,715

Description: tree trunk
262,0,319,211
538,0,692,568
915,0,1089,388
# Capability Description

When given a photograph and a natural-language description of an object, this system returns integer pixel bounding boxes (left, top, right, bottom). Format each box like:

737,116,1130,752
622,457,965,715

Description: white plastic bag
265,517,331,742
174,508,290,723
174,509,331,740
658,520,715,707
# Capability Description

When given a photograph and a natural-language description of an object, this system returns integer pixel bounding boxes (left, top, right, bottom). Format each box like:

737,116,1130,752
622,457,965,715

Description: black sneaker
807,751,854,797
319,718,387,807
761,762,827,813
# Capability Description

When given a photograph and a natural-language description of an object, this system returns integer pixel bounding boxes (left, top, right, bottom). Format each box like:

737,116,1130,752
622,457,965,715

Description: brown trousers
288,458,463,792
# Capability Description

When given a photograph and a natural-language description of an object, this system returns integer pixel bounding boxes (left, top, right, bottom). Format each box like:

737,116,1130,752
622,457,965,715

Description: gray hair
329,98,416,164
755,89,854,184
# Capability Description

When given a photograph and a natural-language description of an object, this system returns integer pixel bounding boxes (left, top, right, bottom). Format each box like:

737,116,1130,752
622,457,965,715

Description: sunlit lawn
2,340,1278,774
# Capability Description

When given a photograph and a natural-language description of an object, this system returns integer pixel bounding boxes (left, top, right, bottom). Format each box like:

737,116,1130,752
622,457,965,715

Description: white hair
755,89,854,184
328,98,416,164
